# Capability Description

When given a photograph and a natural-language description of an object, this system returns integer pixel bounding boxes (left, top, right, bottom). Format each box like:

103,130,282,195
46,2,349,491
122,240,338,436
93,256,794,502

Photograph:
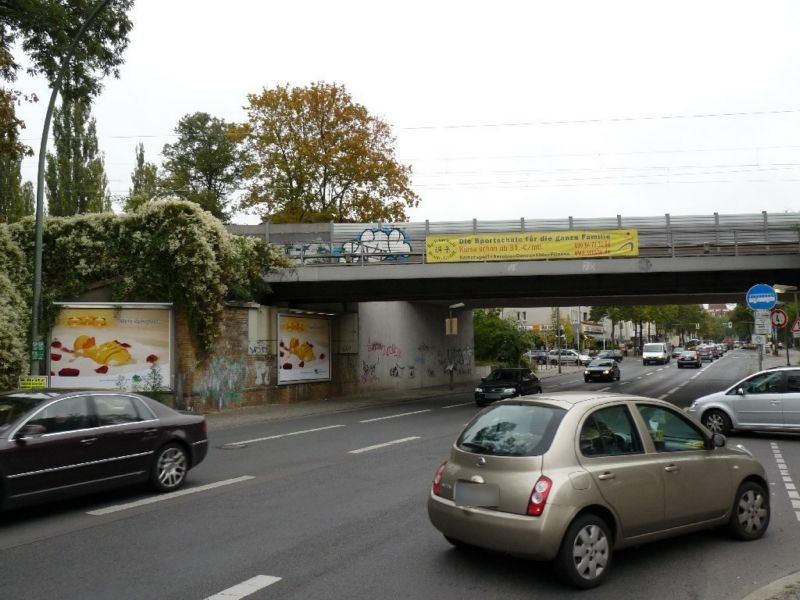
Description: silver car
428,393,769,588
686,366,800,434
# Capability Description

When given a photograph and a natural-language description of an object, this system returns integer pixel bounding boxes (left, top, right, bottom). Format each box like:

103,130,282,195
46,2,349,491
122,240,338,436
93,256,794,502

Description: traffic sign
771,308,788,328
746,284,778,310
754,309,771,334
791,316,800,334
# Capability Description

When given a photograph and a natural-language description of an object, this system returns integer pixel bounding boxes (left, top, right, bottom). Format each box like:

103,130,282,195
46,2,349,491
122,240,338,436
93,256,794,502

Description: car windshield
486,369,523,382
589,359,615,367
457,403,566,457
680,351,697,357
643,344,663,352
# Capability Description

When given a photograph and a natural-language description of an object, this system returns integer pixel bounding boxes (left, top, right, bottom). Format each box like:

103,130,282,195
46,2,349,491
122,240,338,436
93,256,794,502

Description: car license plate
484,393,502,400
454,482,500,508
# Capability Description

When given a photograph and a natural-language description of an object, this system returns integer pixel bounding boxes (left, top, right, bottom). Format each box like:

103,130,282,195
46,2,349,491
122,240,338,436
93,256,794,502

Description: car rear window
456,403,566,457
643,344,664,352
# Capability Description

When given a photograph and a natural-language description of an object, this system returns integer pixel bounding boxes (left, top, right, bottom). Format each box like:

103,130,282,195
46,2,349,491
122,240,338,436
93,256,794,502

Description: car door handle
597,472,616,480
770,401,781,405
664,464,680,473
143,428,158,434
80,437,98,445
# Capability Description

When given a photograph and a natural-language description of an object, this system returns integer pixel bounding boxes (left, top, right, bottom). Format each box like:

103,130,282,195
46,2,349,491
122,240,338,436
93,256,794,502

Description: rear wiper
460,441,492,453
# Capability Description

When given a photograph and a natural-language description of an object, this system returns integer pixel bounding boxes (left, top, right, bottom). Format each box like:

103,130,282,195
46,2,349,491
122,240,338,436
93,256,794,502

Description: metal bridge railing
230,211,800,266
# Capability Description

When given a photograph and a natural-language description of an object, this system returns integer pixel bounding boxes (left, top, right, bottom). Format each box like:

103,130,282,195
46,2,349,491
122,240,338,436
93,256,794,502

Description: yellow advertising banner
425,229,638,263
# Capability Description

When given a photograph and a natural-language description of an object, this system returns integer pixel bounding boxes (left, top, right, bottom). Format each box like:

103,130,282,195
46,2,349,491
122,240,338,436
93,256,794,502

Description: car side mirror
480,377,486,383
14,423,46,442
736,387,745,396
711,433,726,448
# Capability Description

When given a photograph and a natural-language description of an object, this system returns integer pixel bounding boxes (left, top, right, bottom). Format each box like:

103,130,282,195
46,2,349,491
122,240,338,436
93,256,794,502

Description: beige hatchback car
428,392,769,588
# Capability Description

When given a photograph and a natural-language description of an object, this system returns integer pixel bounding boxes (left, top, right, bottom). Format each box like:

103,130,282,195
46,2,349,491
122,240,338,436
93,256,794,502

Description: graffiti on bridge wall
281,227,413,264
360,339,473,385
193,356,247,410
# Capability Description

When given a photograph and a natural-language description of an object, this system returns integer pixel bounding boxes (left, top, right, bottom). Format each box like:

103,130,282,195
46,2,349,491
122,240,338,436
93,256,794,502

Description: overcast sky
16,0,800,224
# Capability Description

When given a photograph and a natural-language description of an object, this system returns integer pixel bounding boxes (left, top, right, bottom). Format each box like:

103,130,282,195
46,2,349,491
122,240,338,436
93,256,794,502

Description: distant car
548,349,591,366
642,343,670,365
584,358,620,382
697,345,715,362
429,393,770,589
596,349,624,362
475,368,542,407
0,389,208,510
525,350,549,365
710,345,721,359
677,350,702,368
671,346,685,358
686,367,800,435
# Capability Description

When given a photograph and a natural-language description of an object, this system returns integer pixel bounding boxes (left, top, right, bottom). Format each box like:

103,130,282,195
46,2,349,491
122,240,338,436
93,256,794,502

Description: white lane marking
646,372,655,376
619,381,631,385
206,575,282,599
228,425,346,446
772,442,800,522
349,436,420,454
88,476,255,516
360,410,431,423
598,387,611,392
443,402,474,408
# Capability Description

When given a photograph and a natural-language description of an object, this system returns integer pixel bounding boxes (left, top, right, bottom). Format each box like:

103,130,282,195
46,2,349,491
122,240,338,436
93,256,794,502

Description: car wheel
476,401,485,407
615,372,620,381
728,481,770,540
554,514,613,589
702,409,732,436
584,378,590,383
444,535,473,549
677,364,683,368
150,443,189,492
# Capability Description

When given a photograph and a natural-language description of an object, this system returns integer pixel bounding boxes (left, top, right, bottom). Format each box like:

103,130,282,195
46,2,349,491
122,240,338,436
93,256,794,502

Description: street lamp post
774,284,798,366
30,0,113,376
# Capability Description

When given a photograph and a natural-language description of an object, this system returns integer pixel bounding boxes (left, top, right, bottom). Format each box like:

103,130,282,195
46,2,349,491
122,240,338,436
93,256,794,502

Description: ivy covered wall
0,200,287,390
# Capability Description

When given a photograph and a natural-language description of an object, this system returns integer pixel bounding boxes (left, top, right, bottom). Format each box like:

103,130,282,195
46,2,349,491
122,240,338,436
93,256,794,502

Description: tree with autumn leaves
237,82,419,223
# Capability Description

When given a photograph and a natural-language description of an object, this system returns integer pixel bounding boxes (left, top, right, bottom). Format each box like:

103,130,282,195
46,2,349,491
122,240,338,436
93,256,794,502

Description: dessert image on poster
49,307,172,390
277,315,331,383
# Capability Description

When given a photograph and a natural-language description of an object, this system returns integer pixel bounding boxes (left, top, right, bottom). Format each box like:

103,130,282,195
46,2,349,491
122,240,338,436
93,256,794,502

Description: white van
642,343,670,365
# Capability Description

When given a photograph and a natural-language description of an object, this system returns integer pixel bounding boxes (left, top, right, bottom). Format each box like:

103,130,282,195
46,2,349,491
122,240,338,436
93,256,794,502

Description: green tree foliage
123,142,158,212
0,0,133,162
0,223,28,389
45,97,110,215
239,82,420,223
474,309,532,365
159,112,243,222
0,0,133,100
0,156,34,223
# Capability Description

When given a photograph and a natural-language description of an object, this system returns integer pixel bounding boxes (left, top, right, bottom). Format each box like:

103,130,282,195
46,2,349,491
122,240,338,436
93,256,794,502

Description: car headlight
584,370,590,375
503,388,516,394
603,370,609,375
475,387,483,393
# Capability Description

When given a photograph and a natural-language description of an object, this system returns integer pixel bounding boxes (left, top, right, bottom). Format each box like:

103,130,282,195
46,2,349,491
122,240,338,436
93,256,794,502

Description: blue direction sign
746,284,778,310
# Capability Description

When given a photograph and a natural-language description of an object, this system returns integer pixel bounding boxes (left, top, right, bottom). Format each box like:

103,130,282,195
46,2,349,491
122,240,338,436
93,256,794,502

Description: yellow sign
425,229,639,263
19,376,48,389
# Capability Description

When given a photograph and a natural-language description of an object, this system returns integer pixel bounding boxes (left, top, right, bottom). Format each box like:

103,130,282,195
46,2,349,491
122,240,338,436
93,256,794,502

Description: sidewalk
205,363,586,431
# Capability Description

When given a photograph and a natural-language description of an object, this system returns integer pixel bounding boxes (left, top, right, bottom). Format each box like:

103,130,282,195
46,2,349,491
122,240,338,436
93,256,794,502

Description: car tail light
527,476,552,516
432,462,447,496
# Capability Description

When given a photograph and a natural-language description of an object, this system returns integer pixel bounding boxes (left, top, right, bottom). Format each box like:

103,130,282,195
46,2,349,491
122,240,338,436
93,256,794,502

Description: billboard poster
277,314,331,384
425,229,639,263
49,304,173,391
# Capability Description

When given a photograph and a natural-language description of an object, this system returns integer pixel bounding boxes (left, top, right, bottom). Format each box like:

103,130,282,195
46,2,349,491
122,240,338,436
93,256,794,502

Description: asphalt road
0,349,798,600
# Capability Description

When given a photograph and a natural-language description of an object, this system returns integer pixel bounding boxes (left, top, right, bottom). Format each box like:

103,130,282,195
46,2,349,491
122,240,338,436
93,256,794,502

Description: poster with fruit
277,314,331,384
49,304,172,391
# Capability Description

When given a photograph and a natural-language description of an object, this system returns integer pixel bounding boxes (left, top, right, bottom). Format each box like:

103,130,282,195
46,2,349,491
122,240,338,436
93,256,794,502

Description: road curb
741,571,800,600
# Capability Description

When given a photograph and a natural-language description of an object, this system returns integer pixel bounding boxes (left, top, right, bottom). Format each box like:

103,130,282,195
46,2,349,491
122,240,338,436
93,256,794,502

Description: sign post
747,284,777,372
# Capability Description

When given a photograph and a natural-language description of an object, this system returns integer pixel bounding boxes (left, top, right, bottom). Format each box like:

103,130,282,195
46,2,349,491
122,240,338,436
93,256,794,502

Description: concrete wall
357,302,474,390
177,300,474,411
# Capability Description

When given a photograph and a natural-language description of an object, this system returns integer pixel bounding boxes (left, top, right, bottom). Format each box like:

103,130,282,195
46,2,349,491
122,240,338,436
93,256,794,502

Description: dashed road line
443,402,474,408
88,476,255,516
226,425,346,447
360,410,431,423
206,575,282,599
349,436,420,454
770,442,800,522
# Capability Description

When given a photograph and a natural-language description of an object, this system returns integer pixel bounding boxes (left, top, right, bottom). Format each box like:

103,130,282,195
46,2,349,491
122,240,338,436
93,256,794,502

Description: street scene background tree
239,82,419,223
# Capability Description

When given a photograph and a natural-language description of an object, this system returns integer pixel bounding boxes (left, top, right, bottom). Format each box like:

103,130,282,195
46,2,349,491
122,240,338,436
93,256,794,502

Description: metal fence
230,211,800,265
